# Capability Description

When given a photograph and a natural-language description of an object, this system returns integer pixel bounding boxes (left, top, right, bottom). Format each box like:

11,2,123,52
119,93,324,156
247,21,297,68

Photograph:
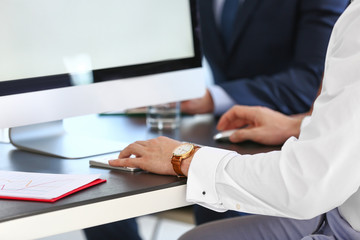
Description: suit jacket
198,0,349,114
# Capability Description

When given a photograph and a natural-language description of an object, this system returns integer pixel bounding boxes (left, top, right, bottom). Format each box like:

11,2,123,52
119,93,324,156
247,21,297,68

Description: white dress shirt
187,0,360,231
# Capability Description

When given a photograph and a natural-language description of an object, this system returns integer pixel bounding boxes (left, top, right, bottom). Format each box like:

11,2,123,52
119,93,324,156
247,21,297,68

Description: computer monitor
0,0,205,158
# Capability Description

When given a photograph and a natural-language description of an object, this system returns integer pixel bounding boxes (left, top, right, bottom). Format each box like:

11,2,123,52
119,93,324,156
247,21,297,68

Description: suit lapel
229,0,262,52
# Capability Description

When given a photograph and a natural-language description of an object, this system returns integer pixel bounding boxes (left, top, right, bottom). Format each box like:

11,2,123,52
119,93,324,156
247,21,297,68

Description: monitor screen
0,0,204,128
0,0,205,158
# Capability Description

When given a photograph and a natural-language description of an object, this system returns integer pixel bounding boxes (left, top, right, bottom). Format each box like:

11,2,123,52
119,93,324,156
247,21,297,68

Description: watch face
174,143,193,156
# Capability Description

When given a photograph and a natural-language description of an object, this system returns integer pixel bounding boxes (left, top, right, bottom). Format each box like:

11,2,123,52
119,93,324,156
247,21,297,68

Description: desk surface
0,114,280,239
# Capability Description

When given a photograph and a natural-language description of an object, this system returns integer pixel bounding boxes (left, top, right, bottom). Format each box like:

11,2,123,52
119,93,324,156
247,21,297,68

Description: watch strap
171,156,184,177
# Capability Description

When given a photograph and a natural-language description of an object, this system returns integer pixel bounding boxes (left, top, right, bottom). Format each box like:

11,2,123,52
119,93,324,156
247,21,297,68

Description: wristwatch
171,143,200,177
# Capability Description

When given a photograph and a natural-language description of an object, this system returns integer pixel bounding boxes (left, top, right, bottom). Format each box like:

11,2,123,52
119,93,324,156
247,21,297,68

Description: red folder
0,178,106,203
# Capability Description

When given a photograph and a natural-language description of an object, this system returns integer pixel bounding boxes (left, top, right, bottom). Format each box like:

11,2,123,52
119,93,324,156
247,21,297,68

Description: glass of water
146,102,180,130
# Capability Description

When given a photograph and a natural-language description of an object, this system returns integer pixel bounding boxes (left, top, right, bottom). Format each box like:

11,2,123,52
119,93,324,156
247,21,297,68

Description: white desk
0,184,190,239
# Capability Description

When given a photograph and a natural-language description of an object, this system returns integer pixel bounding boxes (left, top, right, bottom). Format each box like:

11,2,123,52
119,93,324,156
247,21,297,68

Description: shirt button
236,203,241,210
202,191,206,195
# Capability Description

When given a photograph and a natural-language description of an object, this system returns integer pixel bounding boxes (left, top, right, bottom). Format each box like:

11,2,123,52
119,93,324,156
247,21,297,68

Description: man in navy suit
84,0,348,239
182,0,349,116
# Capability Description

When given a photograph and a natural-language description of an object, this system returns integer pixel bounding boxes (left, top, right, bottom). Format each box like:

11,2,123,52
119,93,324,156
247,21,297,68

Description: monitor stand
9,120,127,159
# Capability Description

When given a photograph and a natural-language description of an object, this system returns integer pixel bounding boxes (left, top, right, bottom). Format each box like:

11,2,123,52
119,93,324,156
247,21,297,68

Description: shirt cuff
186,146,236,212
208,85,236,115
300,116,312,131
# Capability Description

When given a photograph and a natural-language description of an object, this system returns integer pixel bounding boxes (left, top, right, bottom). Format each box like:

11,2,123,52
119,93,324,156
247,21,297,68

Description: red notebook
0,171,106,203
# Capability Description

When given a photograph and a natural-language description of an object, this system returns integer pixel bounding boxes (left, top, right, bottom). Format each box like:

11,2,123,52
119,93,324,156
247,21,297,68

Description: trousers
180,208,360,240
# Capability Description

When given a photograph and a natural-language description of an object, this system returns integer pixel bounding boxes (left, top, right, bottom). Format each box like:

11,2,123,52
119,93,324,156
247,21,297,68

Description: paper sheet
0,170,102,200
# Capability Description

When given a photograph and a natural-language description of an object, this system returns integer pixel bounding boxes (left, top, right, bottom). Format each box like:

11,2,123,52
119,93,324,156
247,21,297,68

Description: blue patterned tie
221,0,240,50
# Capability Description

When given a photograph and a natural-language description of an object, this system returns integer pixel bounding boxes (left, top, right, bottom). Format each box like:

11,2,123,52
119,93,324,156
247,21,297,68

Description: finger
217,106,245,129
217,106,254,130
109,157,141,168
119,142,146,158
218,119,252,131
229,127,259,143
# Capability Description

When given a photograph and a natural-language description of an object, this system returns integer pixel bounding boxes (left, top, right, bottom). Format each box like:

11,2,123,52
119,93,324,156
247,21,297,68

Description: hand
109,136,182,176
181,89,214,114
217,105,303,145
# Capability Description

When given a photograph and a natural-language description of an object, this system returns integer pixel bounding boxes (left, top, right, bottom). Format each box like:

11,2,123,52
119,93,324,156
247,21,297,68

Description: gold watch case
171,143,199,177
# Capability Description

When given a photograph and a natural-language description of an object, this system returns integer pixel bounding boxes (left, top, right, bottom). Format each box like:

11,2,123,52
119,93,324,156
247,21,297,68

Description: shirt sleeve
186,2,360,219
186,146,236,211
300,115,311,131
208,85,237,115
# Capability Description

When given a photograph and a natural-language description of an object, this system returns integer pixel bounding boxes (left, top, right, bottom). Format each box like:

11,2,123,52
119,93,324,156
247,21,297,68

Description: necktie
221,0,240,50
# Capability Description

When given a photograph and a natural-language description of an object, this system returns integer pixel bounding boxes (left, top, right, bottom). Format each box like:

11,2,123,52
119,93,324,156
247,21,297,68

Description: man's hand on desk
109,137,190,176
217,105,304,145
181,89,214,114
